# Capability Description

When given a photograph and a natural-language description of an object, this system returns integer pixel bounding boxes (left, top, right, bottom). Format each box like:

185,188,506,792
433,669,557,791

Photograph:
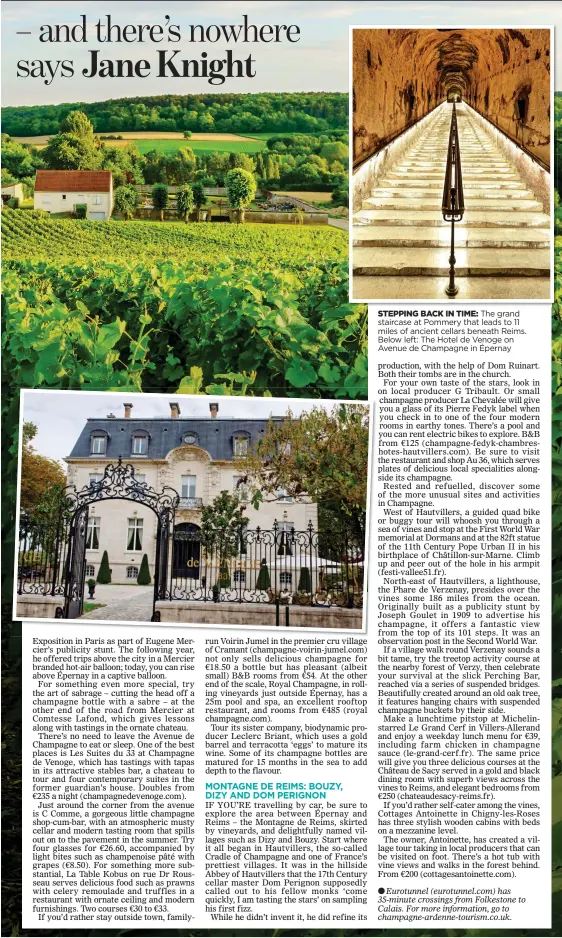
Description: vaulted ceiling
353,28,550,168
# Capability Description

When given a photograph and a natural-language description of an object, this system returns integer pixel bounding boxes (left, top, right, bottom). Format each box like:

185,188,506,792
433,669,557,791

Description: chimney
124,403,133,418
209,402,219,419
170,402,181,419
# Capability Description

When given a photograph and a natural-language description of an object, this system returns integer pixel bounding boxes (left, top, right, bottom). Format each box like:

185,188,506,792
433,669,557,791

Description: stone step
352,245,550,277
352,225,550,249
352,276,551,301
353,209,550,228
403,160,512,169
371,187,534,201
380,178,527,190
399,156,511,169
362,196,543,212
387,168,518,178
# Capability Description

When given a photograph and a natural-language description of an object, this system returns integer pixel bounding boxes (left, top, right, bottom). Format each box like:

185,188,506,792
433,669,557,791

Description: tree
137,554,151,585
237,404,369,536
201,492,248,587
176,184,194,222
218,558,231,588
319,141,349,164
183,130,192,139
165,147,196,184
201,492,248,558
152,182,169,221
224,167,256,223
192,181,206,221
20,422,67,523
42,133,101,171
42,110,101,171
298,567,312,592
97,550,112,584
60,110,95,139
113,184,139,219
256,560,270,590
1,168,17,187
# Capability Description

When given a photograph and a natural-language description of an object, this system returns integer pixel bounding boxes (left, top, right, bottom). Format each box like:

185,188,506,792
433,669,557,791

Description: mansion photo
66,401,317,586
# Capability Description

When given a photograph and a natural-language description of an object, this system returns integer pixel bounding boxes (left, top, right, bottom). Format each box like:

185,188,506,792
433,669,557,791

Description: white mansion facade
65,402,317,583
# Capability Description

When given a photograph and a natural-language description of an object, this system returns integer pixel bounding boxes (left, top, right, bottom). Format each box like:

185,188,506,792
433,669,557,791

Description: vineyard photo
1,92,364,399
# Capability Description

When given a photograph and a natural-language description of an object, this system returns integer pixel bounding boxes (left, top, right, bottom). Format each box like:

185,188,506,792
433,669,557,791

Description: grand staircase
352,102,551,300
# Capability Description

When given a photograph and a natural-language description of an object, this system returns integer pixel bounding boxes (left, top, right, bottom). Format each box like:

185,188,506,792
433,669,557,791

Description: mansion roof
68,416,284,461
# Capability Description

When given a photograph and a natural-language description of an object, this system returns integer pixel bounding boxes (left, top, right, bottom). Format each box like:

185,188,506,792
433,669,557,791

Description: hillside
1,211,346,266
2,92,348,138
2,210,366,399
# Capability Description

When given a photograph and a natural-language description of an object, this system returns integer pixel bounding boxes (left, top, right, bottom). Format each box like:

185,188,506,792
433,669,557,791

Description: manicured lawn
118,138,265,155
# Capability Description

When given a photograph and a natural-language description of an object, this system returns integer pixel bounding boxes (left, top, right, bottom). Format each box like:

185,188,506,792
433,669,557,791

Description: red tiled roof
34,170,112,192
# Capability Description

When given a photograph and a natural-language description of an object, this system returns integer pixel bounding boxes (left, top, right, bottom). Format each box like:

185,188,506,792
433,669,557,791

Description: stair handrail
442,101,465,297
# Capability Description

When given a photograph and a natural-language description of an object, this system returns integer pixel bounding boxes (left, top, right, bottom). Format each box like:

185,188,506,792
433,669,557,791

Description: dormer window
233,434,249,458
184,432,198,445
90,432,108,455
131,432,149,456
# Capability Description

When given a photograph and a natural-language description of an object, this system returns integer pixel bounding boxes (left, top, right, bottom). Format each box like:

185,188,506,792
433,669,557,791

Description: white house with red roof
33,169,113,220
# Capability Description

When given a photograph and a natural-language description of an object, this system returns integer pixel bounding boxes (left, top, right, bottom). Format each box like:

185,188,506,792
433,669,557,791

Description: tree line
2,110,349,205
2,92,347,137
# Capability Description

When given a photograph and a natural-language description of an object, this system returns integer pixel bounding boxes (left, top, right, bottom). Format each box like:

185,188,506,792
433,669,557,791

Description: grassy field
133,138,265,155
12,132,266,155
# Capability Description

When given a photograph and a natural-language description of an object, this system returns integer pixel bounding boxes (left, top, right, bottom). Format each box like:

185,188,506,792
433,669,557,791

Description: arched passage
353,28,550,168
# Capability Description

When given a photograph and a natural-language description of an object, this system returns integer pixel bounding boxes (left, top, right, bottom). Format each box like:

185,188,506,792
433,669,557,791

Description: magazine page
1,2,558,937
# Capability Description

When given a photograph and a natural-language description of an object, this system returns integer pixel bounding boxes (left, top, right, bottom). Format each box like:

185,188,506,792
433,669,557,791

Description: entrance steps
352,102,551,297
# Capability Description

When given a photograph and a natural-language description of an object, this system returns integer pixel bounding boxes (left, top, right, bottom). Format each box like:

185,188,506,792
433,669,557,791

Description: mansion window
233,570,246,584
90,434,107,455
85,564,95,578
181,475,197,498
132,433,148,455
93,195,101,205
183,432,198,445
277,487,293,503
126,566,139,579
127,518,143,551
280,572,293,587
233,435,249,458
89,473,103,489
86,517,100,550
277,521,294,556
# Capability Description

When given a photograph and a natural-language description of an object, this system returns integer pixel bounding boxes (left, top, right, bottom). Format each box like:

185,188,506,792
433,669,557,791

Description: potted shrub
294,567,312,603
256,560,270,591
87,578,96,599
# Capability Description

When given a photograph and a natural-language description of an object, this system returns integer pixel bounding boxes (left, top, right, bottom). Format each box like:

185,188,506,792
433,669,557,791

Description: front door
172,524,201,579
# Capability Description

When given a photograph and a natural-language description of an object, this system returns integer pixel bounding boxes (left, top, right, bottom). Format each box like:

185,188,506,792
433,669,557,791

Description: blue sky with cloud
2,0,560,105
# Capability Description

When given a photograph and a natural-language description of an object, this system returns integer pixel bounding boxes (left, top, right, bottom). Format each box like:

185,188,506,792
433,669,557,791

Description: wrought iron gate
62,505,89,618
17,459,179,620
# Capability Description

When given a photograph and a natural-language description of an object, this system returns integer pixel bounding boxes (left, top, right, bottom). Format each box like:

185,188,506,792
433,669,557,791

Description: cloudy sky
21,390,340,465
2,0,560,105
